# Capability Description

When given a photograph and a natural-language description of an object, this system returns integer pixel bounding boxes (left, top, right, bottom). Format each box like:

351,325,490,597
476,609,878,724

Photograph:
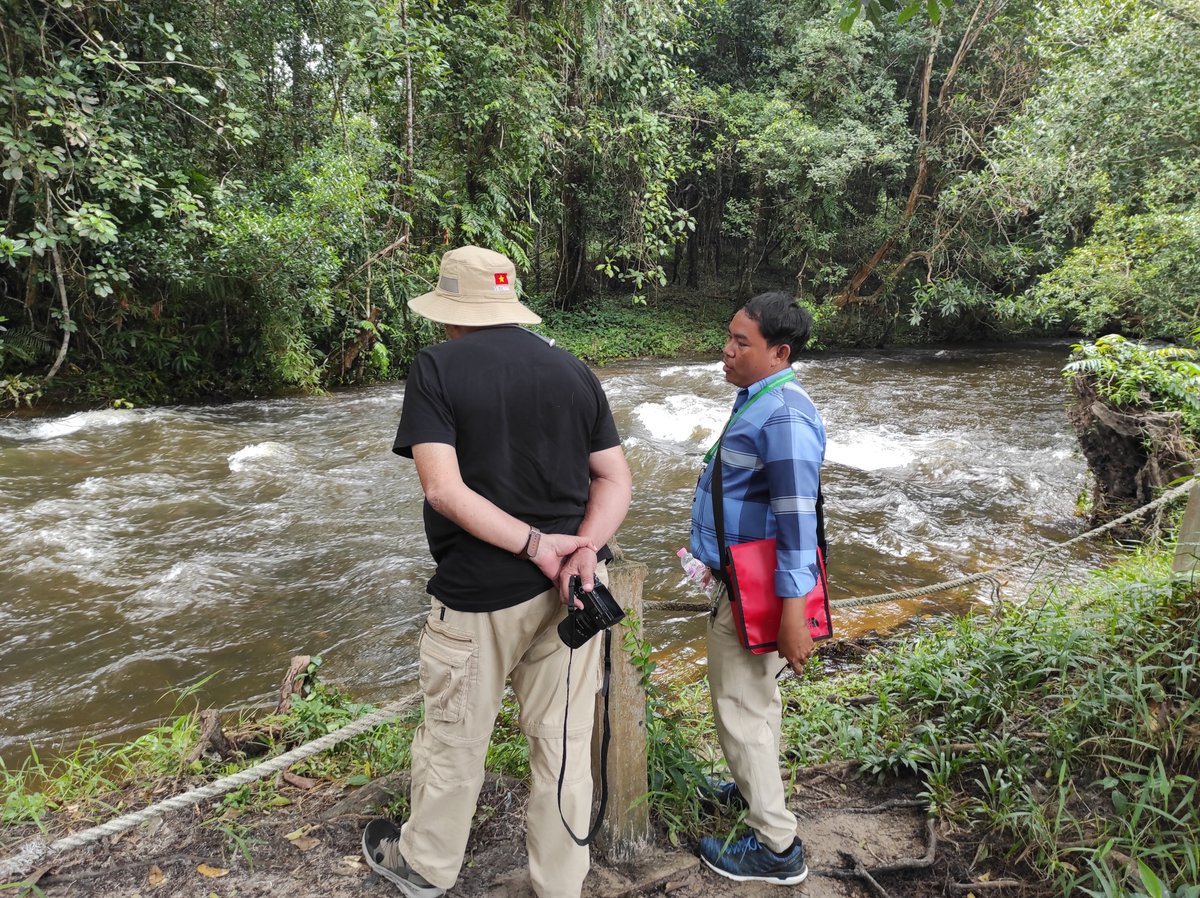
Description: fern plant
0,322,50,367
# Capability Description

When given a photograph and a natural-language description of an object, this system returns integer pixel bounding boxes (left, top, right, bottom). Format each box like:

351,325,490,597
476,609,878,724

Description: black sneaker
361,818,445,898
698,832,808,885
697,776,747,813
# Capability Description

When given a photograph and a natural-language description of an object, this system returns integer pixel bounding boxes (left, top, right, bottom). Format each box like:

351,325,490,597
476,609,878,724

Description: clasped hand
533,534,599,609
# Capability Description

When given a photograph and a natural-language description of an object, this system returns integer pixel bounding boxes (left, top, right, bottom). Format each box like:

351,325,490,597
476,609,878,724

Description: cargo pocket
419,616,477,725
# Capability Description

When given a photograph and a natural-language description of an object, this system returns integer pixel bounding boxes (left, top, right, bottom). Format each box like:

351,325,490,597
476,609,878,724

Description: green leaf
1136,861,1165,898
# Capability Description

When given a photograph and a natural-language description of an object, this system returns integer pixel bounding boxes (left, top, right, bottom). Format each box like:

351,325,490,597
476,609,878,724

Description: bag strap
556,627,614,845
711,441,731,584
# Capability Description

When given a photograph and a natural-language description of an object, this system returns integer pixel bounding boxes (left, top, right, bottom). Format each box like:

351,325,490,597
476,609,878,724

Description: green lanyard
702,368,796,465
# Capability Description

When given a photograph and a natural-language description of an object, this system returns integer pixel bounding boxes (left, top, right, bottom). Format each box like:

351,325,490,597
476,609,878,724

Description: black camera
557,576,625,649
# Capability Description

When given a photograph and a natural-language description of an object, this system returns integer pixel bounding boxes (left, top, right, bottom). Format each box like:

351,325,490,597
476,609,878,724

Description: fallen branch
790,759,859,779
320,771,409,821
833,694,881,707
848,798,929,815
604,864,699,898
37,853,199,885
817,818,937,891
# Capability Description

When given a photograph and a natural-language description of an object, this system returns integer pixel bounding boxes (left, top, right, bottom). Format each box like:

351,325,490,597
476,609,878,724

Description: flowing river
0,343,1100,762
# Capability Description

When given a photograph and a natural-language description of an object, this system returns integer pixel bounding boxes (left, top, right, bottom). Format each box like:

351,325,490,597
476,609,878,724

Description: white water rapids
0,343,1099,760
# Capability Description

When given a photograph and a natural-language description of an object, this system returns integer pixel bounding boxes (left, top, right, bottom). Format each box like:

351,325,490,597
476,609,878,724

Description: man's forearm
426,477,533,554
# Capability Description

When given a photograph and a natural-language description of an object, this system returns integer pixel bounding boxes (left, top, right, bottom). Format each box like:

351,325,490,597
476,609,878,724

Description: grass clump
1,714,201,832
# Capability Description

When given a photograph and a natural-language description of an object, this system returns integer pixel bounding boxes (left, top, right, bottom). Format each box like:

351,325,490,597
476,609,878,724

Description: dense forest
1,0,1197,405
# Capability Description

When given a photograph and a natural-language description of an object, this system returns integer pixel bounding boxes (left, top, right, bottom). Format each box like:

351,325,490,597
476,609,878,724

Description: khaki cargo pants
706,590,799,853
398,572,605,898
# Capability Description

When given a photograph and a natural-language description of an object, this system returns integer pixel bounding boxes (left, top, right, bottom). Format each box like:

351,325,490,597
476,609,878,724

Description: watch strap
516,526,541,560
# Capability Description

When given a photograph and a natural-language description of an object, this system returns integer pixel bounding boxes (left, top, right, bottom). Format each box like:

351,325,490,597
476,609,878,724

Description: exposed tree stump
1068,375,1195,535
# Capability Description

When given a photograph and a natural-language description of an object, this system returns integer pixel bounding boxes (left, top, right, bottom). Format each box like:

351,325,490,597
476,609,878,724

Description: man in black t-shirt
361,245,632,898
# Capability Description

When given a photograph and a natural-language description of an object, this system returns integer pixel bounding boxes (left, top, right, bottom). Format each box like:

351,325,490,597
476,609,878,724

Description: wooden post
1173,481,1200,580
592,560,651,862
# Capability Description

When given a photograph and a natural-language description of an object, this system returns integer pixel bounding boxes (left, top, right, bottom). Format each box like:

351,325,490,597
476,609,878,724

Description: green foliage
677,0,920,302
0,713,200,828
640,677,724,847
1,0,1197,398
0,374,41,408
484,693,530,781
542,295,728,365
1027,169,1200,339
1064,334,1200,441
944,0,1200,339
777,547,1200,896
838,0,953,30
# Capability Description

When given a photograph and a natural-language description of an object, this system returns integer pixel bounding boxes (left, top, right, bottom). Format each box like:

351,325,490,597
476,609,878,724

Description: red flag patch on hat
494,272,509,286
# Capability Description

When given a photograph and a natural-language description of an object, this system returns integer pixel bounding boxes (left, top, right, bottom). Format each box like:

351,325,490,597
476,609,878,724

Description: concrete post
592,560,651,862
1173,481,1200,580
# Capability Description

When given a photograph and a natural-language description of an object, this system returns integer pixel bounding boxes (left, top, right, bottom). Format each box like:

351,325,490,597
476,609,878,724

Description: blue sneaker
698,832,808,885
697,776,747,813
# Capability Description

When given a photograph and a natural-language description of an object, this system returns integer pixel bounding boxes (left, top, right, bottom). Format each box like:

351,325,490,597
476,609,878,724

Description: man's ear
772,342,792,364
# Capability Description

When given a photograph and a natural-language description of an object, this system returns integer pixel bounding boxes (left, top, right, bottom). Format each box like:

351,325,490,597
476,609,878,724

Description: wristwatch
515,526,541,560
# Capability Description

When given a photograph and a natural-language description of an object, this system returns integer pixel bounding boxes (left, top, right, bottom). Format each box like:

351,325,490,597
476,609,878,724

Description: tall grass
773,549,1199,896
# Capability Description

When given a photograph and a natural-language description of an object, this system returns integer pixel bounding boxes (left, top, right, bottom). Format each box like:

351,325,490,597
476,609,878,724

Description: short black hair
740,292,812,362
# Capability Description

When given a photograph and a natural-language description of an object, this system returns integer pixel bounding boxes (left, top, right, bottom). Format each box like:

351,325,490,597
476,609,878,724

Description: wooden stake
1173,481,1200,580
592,561,651,862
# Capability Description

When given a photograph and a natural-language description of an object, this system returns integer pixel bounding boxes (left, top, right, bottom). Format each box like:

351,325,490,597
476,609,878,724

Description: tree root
185,709,233,764
833,850,896,898
185,656,312,763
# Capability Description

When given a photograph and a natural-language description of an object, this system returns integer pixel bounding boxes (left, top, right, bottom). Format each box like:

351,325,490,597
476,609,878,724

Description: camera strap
556,627,614,846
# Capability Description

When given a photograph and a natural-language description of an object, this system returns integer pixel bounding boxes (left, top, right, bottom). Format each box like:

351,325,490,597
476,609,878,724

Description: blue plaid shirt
690,371,826,598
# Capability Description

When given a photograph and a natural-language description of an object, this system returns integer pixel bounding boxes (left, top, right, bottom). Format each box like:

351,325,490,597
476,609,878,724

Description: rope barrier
646,480,1196,614
0,693,420,883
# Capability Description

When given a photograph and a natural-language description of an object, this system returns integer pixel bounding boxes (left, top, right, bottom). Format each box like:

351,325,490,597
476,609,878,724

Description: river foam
227,441,295,473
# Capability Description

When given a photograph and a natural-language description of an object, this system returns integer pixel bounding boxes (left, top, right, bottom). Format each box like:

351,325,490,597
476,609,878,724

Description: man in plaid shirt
688,291,826,886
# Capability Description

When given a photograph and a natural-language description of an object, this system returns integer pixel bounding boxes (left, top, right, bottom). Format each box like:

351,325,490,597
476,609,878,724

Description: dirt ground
5,763,1015,898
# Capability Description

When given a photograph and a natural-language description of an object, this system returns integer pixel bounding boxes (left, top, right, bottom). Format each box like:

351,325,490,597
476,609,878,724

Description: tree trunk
837,0,1000,307
837,27,940,307
558,161,589,308
43,188,71,384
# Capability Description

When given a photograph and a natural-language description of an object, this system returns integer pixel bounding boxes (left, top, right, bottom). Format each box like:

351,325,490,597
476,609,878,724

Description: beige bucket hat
409,245,541,326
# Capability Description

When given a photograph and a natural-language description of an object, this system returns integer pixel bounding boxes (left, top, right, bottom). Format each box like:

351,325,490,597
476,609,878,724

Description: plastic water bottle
677,548,720,599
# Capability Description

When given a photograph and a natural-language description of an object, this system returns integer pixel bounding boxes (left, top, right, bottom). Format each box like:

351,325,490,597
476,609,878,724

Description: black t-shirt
393,326,621,611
